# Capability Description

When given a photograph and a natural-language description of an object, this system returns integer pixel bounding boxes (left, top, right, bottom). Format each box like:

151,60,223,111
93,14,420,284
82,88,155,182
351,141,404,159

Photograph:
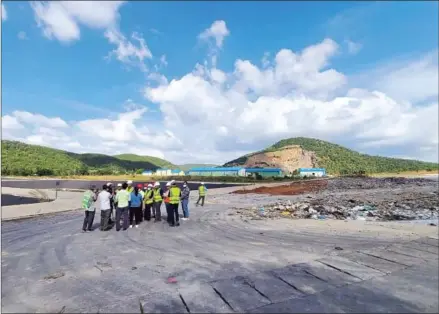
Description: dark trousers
144,204,152,221
100,209,110,231
169,203,180,226
196,196,205,206
83,210,95,231
116,206,129,231
130,206,142,225
153,202,162,221
165,203,171,223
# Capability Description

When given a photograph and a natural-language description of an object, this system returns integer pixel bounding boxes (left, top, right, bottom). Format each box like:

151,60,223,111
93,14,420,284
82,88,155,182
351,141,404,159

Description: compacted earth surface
1,177,439,313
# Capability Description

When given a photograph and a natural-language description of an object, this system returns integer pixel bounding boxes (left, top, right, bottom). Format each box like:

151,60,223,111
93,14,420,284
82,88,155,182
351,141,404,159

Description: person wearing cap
143,184,154,221
82,184,98,232
127,180,134,193
114,183,122,208
181,181,190,220
163,182,172,224
96,184,112,231
152,182,164,222
196,182,207,207
168,181,182,227
115,182,131,231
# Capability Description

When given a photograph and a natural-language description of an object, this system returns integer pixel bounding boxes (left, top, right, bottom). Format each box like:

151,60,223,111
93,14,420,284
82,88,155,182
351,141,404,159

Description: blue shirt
130,192,143,207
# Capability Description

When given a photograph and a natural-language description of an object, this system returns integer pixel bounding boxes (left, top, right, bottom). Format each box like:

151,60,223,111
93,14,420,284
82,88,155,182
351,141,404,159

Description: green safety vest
198,185,206,196
144,190,154,204
153,188,162,202
169,186,181,204
82,190,94,210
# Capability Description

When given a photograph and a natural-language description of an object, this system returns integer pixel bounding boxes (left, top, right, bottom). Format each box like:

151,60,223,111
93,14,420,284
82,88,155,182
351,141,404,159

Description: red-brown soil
232,180,328,196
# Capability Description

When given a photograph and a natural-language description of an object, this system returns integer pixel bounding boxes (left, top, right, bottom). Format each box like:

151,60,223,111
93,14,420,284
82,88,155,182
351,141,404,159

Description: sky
1,1,438,165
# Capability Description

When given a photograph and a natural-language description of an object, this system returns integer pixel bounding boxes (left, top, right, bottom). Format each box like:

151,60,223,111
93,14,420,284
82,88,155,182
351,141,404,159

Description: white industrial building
298,168,326,177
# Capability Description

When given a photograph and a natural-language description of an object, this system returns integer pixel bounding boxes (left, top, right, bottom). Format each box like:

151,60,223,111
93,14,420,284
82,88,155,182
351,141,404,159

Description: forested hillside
1,140,175,176
225,137,438,175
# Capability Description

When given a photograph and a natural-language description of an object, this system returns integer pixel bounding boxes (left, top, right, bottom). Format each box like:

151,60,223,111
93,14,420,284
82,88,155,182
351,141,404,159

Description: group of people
81,180,207,232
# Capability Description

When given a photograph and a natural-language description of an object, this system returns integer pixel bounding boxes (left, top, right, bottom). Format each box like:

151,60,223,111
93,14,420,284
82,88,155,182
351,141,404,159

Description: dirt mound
227,145,318,173
232,180,328,196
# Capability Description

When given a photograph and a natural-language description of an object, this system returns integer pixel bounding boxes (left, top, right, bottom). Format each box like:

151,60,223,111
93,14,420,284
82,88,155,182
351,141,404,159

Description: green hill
115,154,176,169
178,164,219,171
1,140,176,176
224,137,438,175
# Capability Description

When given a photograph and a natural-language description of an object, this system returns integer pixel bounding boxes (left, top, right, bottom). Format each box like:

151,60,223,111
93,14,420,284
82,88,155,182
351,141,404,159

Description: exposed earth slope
224,137,438,175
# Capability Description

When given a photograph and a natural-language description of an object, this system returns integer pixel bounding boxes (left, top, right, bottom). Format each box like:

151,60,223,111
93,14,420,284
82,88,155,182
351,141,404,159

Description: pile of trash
237,197,439,222
326,177,438,191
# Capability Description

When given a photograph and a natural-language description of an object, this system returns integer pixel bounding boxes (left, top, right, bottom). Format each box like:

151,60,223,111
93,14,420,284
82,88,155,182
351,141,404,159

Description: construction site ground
1,178,438,313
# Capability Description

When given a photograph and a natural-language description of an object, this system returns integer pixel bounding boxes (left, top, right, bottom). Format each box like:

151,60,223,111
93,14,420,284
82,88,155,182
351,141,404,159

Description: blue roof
298,168,326,172
245,168,282,173
171,169,181,173
188,167,244,172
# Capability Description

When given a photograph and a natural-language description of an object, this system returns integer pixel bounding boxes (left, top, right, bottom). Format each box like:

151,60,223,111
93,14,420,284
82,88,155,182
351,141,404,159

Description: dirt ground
232,180,328,195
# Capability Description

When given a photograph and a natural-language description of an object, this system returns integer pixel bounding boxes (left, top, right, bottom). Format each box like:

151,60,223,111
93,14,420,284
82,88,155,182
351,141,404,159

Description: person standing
143,184,154,221
181,181,190,220
115,182,131,231
82,184,98,232
127,180,134,193
129,186,143,228
152,182,163,222
196,182,207,206
107,182,114,225
168,181,182,227
96,184,112,231
163,182,172,224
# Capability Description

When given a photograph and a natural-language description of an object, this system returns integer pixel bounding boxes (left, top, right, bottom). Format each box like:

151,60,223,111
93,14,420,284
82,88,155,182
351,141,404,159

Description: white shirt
97,190,112,210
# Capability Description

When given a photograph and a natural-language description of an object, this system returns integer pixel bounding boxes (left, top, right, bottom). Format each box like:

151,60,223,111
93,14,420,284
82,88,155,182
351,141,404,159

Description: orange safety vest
163,189,170,203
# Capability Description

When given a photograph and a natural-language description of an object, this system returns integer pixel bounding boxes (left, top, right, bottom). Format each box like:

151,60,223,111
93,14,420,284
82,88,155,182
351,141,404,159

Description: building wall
188,170,239,177
245,170,282,178
299,170,325,177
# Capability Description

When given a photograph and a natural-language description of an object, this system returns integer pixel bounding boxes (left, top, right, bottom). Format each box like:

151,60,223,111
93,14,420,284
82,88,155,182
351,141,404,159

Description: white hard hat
127,180,133,184
183,183,187,187
170,179,176,184
201,182,205,185
107,182,112,186
166,182,171,187
154,181,160,187
117,183,122,187
147,184,153,188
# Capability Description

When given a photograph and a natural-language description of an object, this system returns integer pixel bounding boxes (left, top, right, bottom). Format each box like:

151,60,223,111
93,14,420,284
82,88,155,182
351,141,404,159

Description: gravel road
2,185,438,313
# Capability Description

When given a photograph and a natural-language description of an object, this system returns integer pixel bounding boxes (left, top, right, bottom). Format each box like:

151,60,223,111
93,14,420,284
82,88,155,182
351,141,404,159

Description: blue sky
1,1,438,164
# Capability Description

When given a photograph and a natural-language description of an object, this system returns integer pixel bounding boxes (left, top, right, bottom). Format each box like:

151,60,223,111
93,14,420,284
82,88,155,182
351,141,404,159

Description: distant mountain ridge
224,137,438,175
1,140,176,176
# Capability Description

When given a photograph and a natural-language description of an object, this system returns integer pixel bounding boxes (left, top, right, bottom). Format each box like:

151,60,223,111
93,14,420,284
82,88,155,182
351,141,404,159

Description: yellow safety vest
153,188,162,202
199,185,206,196
127,186,134,193
144,190,154,204
169,186,181,204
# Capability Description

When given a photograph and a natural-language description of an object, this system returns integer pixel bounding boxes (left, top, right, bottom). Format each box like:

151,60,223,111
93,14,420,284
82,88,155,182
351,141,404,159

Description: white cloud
104,28,152,71
2,3,7,21
30,1,124,42
345,39,362,55
198,20,230,49
198,20,230,67
17,31,28,40
30,1,154,71
3,20,438,164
